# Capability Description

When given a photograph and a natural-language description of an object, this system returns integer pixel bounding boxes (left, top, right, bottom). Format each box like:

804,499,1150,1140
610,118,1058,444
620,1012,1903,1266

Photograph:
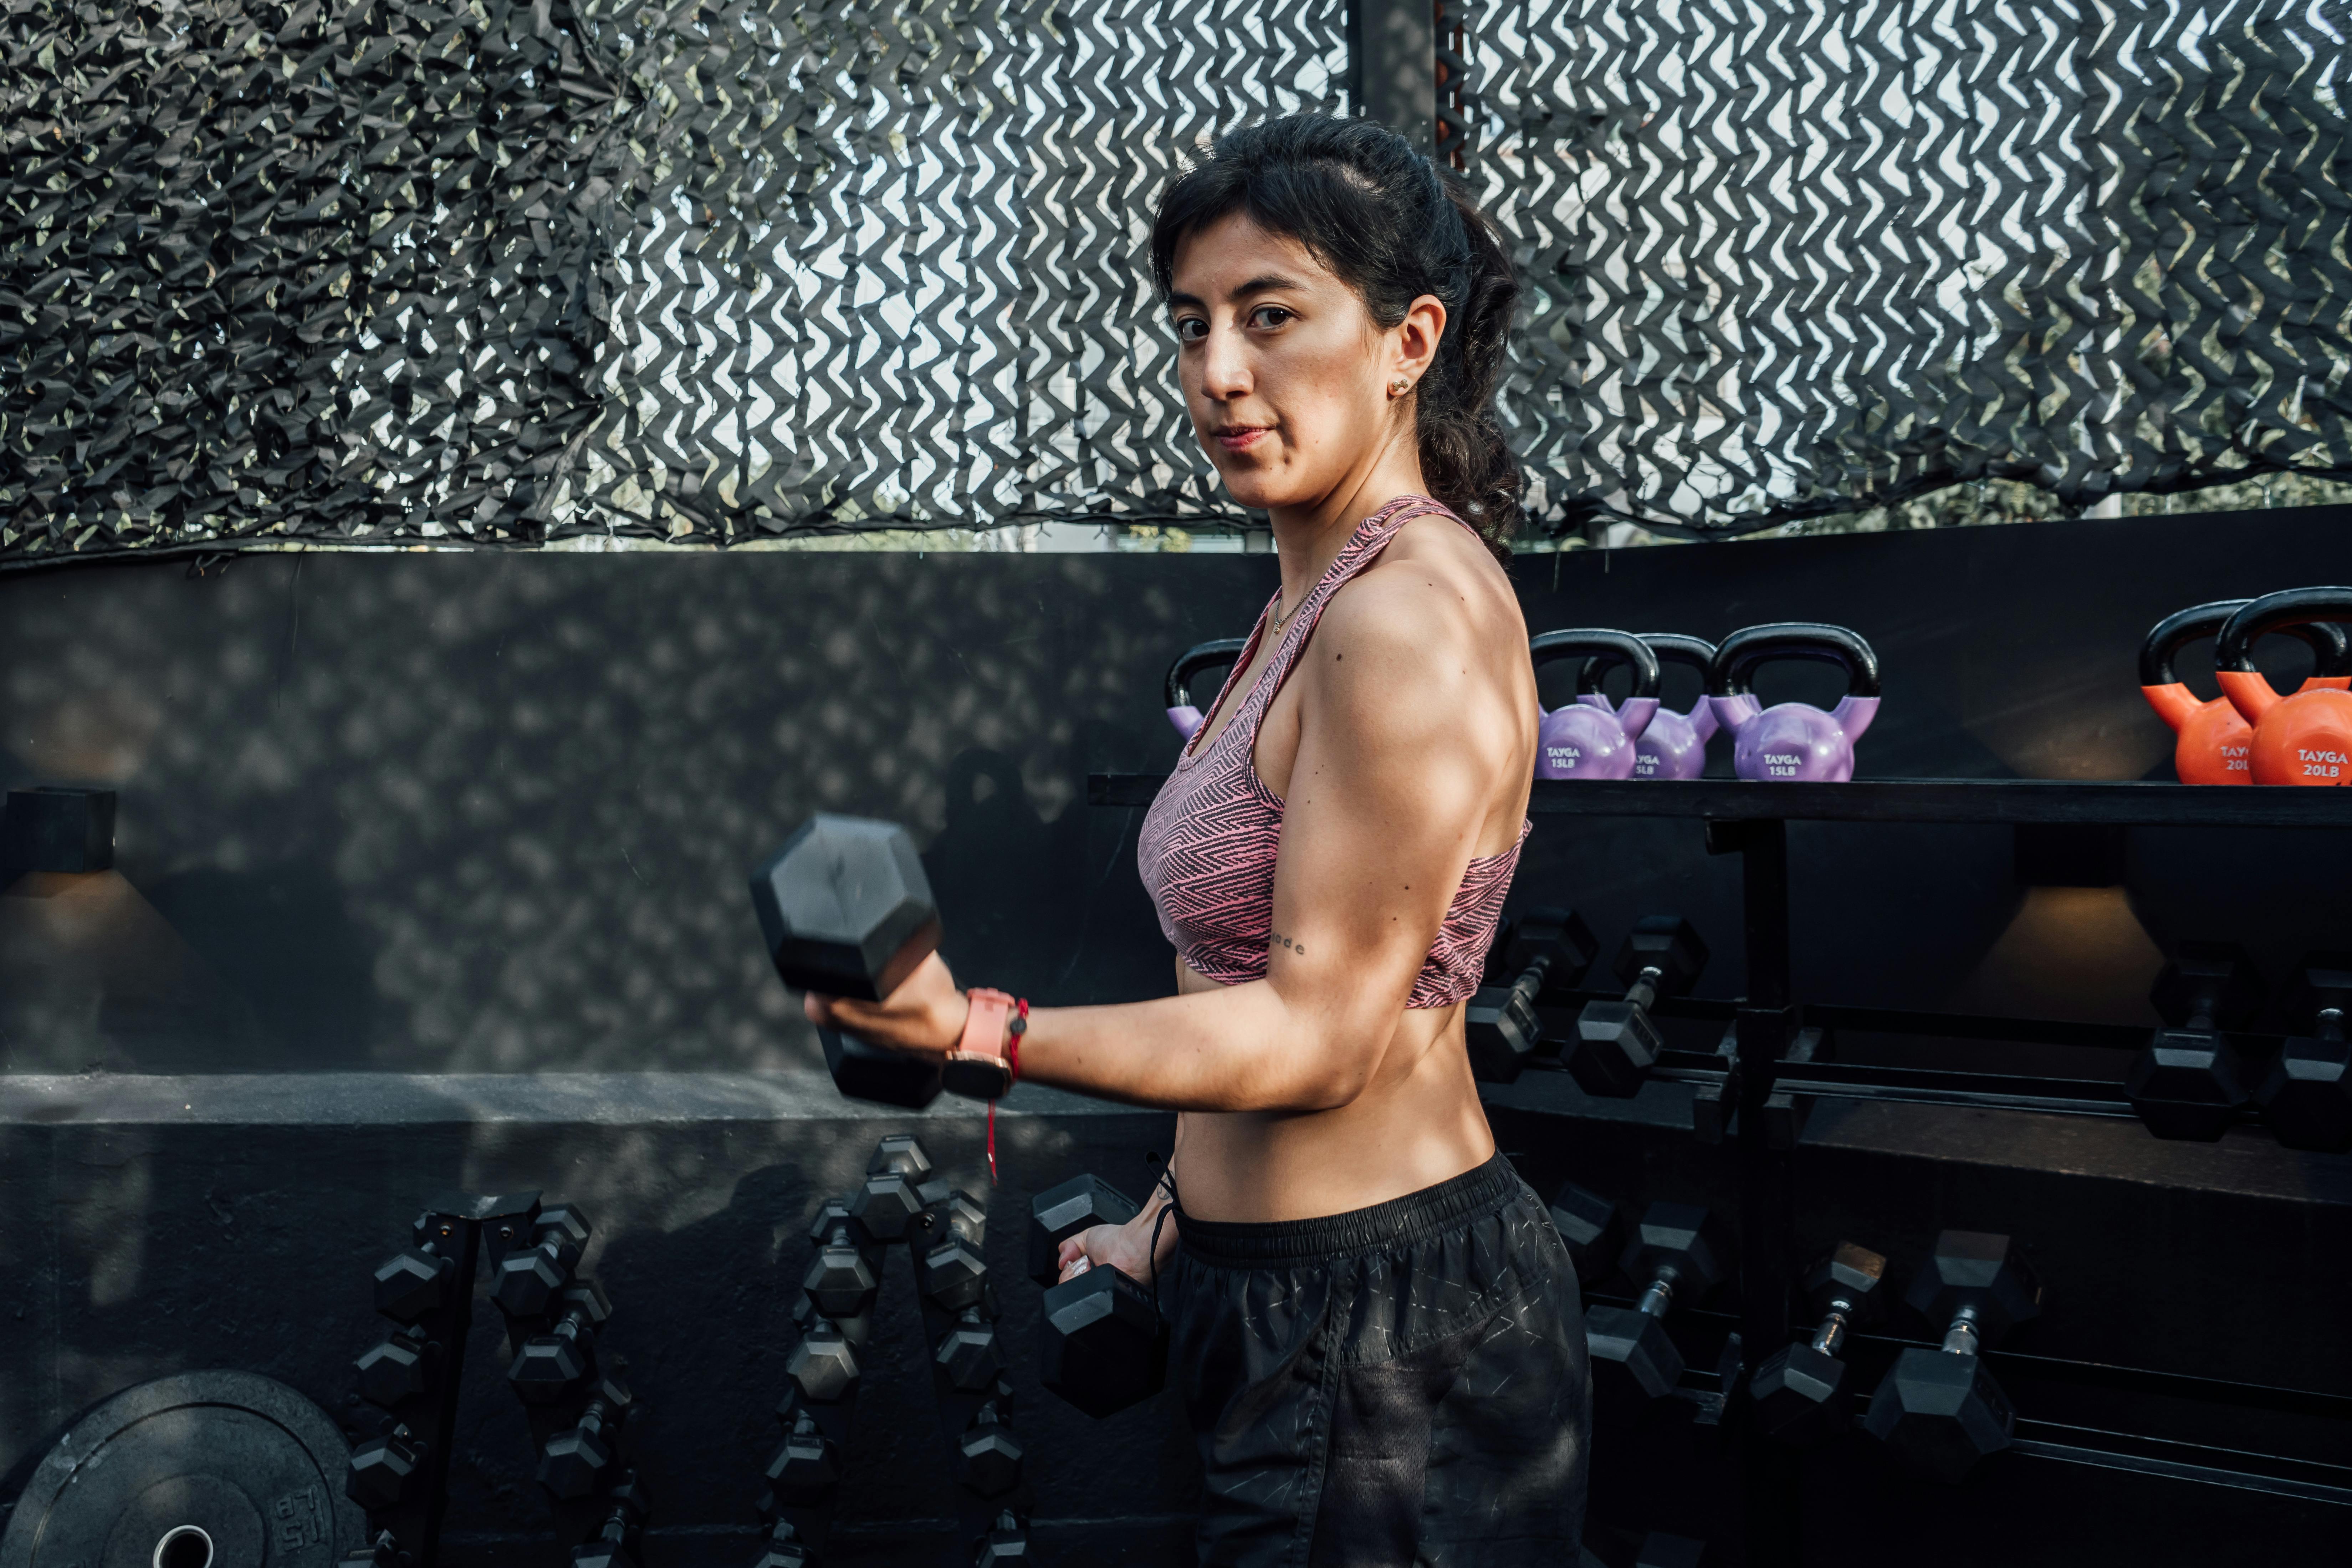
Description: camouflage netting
1,0,2347,559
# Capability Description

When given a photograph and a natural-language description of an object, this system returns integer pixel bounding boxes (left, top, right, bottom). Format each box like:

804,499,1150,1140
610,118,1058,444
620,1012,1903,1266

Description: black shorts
1166,1153,1591,1567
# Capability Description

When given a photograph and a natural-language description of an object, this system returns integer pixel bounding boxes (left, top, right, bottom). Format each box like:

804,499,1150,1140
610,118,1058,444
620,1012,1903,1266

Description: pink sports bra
1136,495,1530,1008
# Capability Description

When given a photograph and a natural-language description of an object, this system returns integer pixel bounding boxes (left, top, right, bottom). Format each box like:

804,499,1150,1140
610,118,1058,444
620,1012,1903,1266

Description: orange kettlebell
2140,599,2351,784
2215,589,2352,785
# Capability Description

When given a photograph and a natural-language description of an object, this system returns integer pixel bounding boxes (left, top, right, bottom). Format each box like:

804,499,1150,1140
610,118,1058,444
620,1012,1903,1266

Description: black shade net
1,0,2345,560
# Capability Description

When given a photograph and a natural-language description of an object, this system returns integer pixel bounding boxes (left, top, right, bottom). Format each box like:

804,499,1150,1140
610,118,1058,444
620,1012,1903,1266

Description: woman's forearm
1019,981,1383,1112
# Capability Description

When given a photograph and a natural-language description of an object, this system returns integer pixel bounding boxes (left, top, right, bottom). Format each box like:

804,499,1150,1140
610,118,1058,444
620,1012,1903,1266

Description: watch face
942,1053,1013,1101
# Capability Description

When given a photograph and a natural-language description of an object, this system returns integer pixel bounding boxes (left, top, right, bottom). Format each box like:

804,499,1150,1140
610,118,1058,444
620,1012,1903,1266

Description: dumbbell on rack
1466,906,1596,1083
494,1204,592,1318
1749,1242,1888,1445
748,814,949,1109
1546,1179,1625,1287
2254,952,2352,1151
1565,918,1709,1098
1027,1173,1167,1418
1586,1202,1731,1403
1862,1230,2041,1483
2126,941,2262,1139
540,1370,635,1501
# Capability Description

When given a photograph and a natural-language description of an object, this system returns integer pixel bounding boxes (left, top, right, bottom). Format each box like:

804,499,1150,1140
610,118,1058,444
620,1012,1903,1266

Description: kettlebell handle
2142,599,2351,686
1708,623,1881,700
1165,638,1251,710
2214,589,2352,674
1573,633,1718,698
1532,629,1663,703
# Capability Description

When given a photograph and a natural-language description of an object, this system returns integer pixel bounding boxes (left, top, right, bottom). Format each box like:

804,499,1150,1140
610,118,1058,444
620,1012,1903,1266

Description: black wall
4,508,2352,1566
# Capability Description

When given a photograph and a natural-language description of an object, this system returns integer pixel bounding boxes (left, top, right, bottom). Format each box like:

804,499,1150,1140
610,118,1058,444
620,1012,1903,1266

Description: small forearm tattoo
1269,932,1307,957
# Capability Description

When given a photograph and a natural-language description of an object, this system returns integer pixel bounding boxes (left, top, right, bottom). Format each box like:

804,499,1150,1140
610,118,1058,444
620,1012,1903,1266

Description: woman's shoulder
1312,507,1528,701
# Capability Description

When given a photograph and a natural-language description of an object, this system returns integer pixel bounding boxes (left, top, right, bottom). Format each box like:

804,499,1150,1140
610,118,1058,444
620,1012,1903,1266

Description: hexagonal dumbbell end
1566,999,1665,1098
346,1425,426,1510
508,1281,611,1404
1616,915,1709,994
2256,952,2352,1152
1905,1229,2040,1346
1751,1242,1887,1445
495,1205,592,1317
804,1196,858,1247
1588,1202,1732,1404
353,1327,436,1409
749,814,940,1000
1503,905,1599,987
1028,1174,1141,1286
1861,1230,2037,1482
1620,1202,1732,1301
751,1520,813,1568
803,1228,880,1319
538,1422,614,1501
974,1511,1031,1568
958,1401,1024,1497
786,1317,862,1404
850,1168,925,1242
1040,1265,1166,1418
2126,1032,2251,1141
921,1230,988,1312
936,1188,987,1246
1464,981,1543,1084
763,1405,841,1497
1546,1181,1624,1286
936,1307,1006,1392
869,1133,934,1181
372,1248,454,1324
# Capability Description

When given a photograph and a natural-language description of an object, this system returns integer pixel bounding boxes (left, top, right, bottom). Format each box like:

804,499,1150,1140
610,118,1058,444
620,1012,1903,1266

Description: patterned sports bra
1136,495,1530,1009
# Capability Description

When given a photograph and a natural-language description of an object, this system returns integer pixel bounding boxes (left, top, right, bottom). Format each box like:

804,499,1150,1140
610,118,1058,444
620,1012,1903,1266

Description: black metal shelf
1090,772,2352,827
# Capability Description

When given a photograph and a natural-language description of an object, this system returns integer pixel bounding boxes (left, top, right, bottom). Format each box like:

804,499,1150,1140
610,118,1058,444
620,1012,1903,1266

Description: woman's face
1167,212,1443,514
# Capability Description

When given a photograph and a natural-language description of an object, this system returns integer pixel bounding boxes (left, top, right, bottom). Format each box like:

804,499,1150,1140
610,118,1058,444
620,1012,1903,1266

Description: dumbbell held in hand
1031,1174,1166,1419
750,813,949,1109
1862,1229,2041,1483
1466,906,1596,1083
1750,1242,1888,1445
1566,917,1709,1098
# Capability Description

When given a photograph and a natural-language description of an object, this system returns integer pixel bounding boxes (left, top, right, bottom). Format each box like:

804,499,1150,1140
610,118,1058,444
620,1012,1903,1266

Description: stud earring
1389,377,1412,397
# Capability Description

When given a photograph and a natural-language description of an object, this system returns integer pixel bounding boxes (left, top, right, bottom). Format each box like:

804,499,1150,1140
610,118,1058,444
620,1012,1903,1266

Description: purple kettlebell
1705,623,1881,782
1532,630,1661,780
1164,637,1251,741
1573,633,1720,780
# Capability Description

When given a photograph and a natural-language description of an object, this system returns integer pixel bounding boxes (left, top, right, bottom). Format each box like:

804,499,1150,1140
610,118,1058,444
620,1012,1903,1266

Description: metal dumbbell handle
1940,1303,1983,1358
2318,1007,2346,1044
1809,1304,1856,1358
1632,1263,1681,1321
1624,965,1666,1014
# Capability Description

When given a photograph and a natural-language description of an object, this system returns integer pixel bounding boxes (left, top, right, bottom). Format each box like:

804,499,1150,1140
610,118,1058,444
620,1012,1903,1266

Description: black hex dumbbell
1029,1173,1166,1418
785,1314,862,1405
958,1396,1024,1498
540,1369,634,1500
804,1210,881,1320
495,1203,592,1318
936,1305,1007,1393
2255,952,2352,1151
763,1399,841,1500
920,1189,989,1312
2128,941,2262,1139
851,1134,932,1242
974,1510,1030,1568
346,1423,427,1511
1465,906,1596,1083
1546,1180,1625,1287
1863,1230,2042,1482
353,1321,439,1410
1750,1242,1889,1445
1586,1202,1730,1402
1565,917,1710,1097
510,1280,612,1404
372,1231,457,1324
1028,1174,1140,1287
571,1471,645,1568
751,1518,813,1568
749,814,947,1109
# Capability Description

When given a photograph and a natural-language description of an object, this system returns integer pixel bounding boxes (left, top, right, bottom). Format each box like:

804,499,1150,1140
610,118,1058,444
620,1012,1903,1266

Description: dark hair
1149,115,1522,556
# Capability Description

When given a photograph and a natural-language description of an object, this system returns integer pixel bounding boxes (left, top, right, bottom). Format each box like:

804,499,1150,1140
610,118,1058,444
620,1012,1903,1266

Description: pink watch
943,987,1023,1102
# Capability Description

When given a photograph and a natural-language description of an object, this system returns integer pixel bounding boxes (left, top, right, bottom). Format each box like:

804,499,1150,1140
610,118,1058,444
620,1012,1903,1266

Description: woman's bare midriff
1169,956,1499,1221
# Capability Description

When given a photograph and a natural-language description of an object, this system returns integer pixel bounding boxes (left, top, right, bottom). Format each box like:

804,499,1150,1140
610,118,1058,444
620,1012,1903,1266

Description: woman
807,115,1587,1564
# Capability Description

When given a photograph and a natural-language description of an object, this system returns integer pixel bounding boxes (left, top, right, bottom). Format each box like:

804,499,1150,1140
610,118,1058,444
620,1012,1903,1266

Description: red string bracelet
982,995,1028,1183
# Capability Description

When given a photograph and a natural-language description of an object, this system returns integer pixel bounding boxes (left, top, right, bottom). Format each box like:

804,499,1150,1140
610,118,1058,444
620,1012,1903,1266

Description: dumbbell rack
1089,771,2352,1567
763,1137,1029,1568
344,1191,644,1568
